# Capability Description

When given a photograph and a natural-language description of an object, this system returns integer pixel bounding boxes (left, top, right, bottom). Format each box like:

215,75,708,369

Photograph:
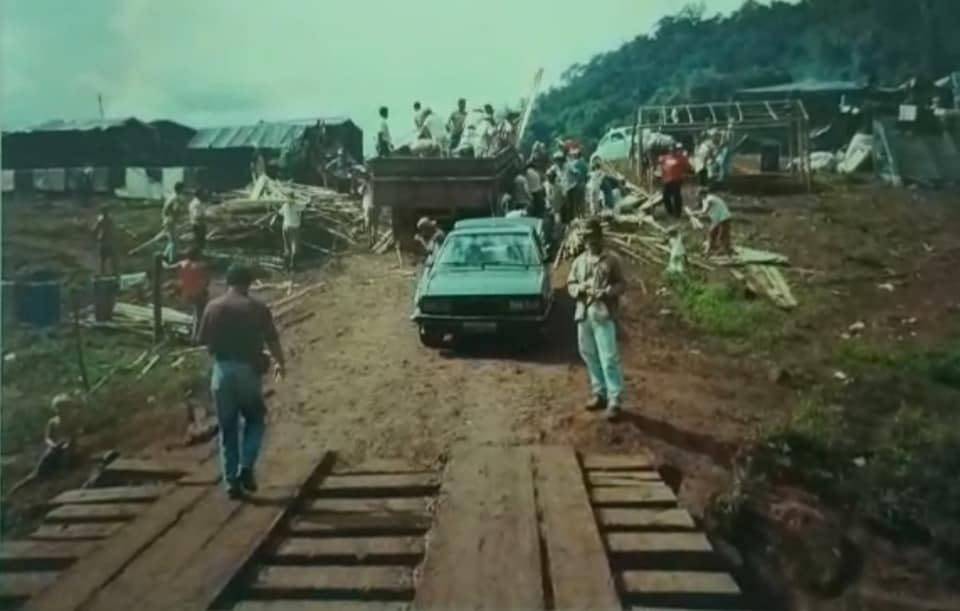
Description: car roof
447,225,536,237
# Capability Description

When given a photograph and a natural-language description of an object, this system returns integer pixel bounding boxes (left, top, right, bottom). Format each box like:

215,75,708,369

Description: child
665,226,687,276
694,186,733,257
7,394,82,497
164,247,210,340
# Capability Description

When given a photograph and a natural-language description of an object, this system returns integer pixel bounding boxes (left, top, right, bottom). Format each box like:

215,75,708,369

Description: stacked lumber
82,302,194,340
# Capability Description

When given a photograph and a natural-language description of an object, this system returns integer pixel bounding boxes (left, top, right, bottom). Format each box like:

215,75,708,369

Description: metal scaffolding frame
632,99,812,190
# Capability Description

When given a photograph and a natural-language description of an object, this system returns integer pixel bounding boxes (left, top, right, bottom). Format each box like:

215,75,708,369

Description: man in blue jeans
197,264,286,498
567,218,626,420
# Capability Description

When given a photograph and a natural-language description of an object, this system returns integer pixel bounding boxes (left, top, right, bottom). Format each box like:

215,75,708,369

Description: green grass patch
667,274,778,338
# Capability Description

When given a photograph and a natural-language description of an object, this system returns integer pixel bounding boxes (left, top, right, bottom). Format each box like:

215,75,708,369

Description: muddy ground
2,180,960,610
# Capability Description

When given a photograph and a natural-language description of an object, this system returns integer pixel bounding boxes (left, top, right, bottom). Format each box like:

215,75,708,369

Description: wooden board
619,570,741,607
588,472,661,486
102,458,192,479
234,601,411,611
581,452,654,471
0,570,59,600
596,508,696,530
123,450,330,611
533,446,620,611
268,536,424,564
50,486,166,505
29,523,122,541
0,540,96,568
26,464,218,611
332,459,431,474
606,532,714,554
413,446,543,610
246,565,414,597
315,473,440,497
45,503,146,523
303,497,431,515
286,512,432,536
590,482,677,506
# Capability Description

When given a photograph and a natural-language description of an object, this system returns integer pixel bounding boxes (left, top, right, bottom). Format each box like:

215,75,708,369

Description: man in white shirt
278,199,306,270
188,189,208,251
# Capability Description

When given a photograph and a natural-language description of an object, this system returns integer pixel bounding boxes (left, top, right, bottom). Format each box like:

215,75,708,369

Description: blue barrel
92,276,119,321
14,272,62,327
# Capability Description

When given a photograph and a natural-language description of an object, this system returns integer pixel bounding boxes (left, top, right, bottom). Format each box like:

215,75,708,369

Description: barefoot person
567,218,626,420
197,264,286,499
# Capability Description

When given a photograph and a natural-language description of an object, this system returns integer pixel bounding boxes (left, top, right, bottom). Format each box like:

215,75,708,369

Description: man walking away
377,106,393,157
659,143,690,218
92,205,118,276
524,161,545,218
694,186,734,257
189,189,208,251
197,264,285,499
567,218,626,421
164,246,210,340
279,198,306,271
447,98,467,151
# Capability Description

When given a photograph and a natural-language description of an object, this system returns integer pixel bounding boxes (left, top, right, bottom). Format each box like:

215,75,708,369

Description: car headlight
420,298,452,314
508,298,541,312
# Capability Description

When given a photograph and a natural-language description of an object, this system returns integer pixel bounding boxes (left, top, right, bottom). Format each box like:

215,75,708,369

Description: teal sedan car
411,218,553,348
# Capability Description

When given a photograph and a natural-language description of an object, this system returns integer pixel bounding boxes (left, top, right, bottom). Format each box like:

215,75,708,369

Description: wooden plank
315,473,440,497
0,540,96,568
606,532,714,554
581,453,654,471
26,462,218,611
268,536,424,564
0,571,59,600
126,450,330,611
45,503,146,523
103,458,192,478
414,446,543,610
533,446,620,611
588,472,660,486
50,486,166,505
246,565,414,597
619,570,741,605
235,600,411,611
29,523,122,541
303,497,431,515
596,508,695,530
332,459,431,474
286,512,432,536
591,482,676,506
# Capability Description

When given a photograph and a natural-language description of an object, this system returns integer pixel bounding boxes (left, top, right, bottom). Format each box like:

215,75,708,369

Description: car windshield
437,232,540,267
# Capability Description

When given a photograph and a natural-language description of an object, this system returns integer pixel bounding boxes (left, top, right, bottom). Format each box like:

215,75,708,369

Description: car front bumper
411,301,553,334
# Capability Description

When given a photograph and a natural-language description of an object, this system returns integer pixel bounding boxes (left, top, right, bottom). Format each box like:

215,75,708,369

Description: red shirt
659,152,689,183
177,260,209,300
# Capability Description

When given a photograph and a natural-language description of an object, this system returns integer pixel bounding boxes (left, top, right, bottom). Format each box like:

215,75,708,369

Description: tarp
33,168,66,191
838,133,873,174
115,168,164,200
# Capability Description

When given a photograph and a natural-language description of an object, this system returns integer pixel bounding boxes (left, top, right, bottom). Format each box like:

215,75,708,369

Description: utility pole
97,94,105,119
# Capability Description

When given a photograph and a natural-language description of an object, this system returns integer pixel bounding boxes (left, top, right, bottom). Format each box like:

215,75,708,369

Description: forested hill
527,0,960,149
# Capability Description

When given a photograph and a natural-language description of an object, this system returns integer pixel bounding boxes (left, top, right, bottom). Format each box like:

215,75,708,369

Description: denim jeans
211,360,266,488
577,306,624,405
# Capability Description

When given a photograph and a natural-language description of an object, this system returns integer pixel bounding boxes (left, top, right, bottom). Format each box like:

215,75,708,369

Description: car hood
422,266,545,297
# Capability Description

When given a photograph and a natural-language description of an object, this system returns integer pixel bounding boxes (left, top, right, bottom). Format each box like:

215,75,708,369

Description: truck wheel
418,324,445,348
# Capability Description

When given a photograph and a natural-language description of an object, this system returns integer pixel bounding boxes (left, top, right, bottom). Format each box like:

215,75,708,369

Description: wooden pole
71,293,91,394
153,254,163,343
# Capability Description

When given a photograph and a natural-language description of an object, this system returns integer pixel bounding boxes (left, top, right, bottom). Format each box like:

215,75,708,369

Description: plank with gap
246,565,414,597
0,571,59,600
103,458,193,478
29,523,122,541
588,472,661,486
591,482,677,505
303,497,432,514
286,511,432,535
413,446,543,610
234,600,412,611
315,473,440,496
333,458,431,474
606,532,714,554
269,536,424,563
0,540,96,566
619,570,741,596
26,461,218,611
533,446,620,611
50,486,167,505
45,503,146,523
596,508,696,529
581,452,654,470
127,450,330,611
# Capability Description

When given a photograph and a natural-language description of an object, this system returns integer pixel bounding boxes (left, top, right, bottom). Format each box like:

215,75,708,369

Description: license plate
462,322,497,334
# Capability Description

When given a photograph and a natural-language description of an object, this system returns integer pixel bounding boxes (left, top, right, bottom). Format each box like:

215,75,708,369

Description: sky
2,0,750,150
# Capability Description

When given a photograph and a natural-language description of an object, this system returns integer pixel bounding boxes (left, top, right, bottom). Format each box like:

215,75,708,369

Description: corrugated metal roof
187,118,353,150
738,79,866,95
6,117,139,134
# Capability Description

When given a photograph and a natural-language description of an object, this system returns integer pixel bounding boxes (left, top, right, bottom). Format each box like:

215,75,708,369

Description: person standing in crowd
586,156,606,216
545,167,565,233
528,141,550,173
512,170,532,215
694,185,734,256
376,106,393,157
91,205,118,276
563,149,588,221
164,246,210,339
659,143,690,218
188,189,208,251
360,171,380,245
197,264,286,499
415,217,446,256
278,197,306,271
567,218,626,421
447,98,467,151
162,182,187,263
524,161,545,218
693,131,719,186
